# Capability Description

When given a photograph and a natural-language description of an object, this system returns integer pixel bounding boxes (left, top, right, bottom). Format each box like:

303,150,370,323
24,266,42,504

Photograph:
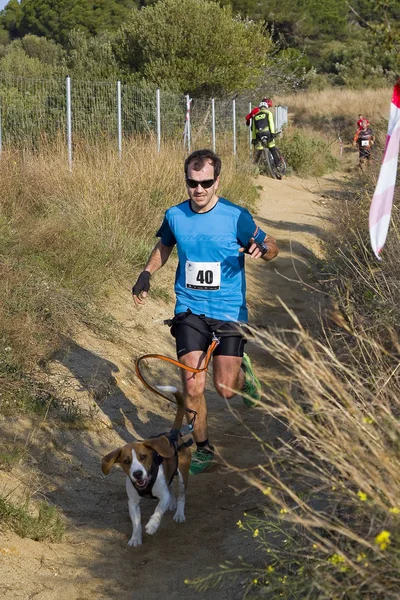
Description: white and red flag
369,79,400,260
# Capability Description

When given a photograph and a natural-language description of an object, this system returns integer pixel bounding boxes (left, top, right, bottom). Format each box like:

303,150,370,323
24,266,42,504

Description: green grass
0,444,26,471
0,496,65,542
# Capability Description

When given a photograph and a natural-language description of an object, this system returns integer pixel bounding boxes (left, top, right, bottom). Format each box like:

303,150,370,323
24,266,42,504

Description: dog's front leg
145,467,171,536
126,477,142,547
173,470,186,523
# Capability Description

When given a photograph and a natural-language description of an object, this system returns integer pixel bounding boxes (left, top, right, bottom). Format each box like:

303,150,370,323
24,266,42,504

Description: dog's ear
144,436,175,458
102,448,122,475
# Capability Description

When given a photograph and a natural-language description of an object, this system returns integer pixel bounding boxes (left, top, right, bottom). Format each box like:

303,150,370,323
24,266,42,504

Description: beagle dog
102,386,191,547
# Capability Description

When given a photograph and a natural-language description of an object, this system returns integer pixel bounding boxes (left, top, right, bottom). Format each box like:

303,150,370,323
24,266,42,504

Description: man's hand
132,271,151,306
239,237,268,259
239,235,279,261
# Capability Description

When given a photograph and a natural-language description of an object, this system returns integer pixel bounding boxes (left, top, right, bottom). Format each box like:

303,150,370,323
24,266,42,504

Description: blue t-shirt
156,197,266,322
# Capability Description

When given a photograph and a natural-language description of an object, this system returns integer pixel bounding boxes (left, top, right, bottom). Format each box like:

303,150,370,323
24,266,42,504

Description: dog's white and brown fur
102,386,191,547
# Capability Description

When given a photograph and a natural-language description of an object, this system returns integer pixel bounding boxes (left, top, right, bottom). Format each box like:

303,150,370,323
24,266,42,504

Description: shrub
280,128,338,176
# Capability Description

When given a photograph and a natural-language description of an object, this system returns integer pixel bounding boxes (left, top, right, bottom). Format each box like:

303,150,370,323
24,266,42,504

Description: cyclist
246,99,281,168
245,97,272,125
132,149,279,475
353,119,375,169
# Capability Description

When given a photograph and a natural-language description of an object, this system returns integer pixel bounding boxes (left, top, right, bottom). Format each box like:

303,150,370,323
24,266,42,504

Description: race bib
185,261,220,290
361,140,370,147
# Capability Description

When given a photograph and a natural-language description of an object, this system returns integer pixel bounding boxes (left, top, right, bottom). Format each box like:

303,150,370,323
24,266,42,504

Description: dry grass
0,137,258,373
276,87,392,140
189,318,400,598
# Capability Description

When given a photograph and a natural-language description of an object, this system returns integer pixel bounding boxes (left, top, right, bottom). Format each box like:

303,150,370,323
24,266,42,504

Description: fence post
248,102,252,153
117,80,122,159
233,99,236,156
66,76,72,172
186,94,191,153
211,98,216,152
156,88,161,153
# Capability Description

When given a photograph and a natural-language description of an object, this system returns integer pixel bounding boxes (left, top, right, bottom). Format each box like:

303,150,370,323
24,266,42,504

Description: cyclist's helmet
262,98,273,107
259,101,269,109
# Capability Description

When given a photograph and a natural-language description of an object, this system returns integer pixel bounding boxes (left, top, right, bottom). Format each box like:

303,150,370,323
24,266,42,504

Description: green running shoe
189,448,215,475
241,352,262,407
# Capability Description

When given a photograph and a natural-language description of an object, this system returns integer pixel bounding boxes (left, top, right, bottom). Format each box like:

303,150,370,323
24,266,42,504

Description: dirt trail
0,174,337,600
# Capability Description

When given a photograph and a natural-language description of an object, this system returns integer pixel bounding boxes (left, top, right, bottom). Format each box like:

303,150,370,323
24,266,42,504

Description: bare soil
0,173,339,600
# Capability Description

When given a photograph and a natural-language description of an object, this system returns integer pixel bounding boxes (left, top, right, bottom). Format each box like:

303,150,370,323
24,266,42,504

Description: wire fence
0,74,288,166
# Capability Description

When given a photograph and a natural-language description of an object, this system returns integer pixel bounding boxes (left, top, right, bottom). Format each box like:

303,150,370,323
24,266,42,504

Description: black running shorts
169,311,247,358
359,147,371,159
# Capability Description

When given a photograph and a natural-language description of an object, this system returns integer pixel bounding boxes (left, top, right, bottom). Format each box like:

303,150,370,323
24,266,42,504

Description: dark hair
184,149,222,179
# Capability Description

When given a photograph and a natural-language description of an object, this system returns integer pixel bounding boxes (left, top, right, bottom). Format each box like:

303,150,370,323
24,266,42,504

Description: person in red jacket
245,98,273,126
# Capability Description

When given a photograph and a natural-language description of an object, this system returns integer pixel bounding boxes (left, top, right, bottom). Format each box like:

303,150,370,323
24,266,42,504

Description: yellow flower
375,530,391,550
357,490,368,502
280,508,288,514
362,416,374,424
312,543,319,549
263,487,271,495
356,553,367,562
267,565,274,572
253,529,260,538
253,579,258,584
236,520,244,529
389,507,400,514
328,553,345,565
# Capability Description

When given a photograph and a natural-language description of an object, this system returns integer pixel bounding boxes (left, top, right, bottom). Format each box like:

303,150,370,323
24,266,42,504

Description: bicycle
258,132,287,180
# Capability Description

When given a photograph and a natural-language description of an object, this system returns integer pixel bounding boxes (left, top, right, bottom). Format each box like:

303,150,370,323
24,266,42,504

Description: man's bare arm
261,235,279,261
143,240,175,274
132,241,174,306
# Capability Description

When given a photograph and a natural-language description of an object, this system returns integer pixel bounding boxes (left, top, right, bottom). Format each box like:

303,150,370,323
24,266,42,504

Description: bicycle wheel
275,148,287,178
262,148,277,179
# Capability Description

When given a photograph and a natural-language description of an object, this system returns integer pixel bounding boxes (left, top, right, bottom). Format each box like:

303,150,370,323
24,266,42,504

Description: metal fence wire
0,74,288,163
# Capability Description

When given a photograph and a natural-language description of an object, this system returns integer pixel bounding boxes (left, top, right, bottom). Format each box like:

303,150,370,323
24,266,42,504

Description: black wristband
132,270,151,296
243,241,268,256
257,242,268,256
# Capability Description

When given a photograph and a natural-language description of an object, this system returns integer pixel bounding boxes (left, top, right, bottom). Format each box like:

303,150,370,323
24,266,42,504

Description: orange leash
135,337,220,405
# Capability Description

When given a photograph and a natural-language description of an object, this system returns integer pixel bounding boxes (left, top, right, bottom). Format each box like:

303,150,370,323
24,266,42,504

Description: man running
353,119,375,169
132,149,279,474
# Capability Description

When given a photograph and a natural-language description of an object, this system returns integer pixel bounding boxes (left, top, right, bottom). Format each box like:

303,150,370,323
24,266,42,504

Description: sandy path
0,174,334,600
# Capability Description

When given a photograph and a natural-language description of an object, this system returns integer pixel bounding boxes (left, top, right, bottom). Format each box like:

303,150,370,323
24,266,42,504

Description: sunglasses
186,178,215,189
